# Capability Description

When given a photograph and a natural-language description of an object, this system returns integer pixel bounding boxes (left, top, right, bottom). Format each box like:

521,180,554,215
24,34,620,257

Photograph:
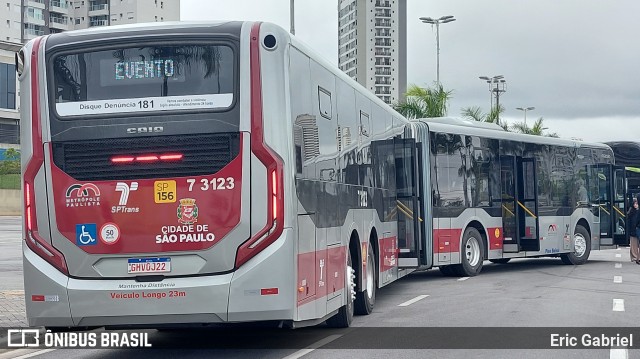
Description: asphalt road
1,215,639,358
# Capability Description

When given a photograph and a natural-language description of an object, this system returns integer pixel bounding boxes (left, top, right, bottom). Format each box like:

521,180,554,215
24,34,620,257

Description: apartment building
0,40,20,145
73,0,180,29
338,0,406,105
18,0,180,43
0,0,180,146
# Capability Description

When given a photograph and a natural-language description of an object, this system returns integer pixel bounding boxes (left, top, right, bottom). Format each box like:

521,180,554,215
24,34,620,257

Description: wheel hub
574,233,587,257
466,237,481,266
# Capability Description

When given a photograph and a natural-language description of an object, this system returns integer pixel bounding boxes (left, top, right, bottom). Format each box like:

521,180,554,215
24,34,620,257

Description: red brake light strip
111,153,183,164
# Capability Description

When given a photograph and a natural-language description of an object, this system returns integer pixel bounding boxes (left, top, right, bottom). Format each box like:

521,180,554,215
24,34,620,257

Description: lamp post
516,106,535,126
419,15,456,85
290,0,295,35
479,75,507,122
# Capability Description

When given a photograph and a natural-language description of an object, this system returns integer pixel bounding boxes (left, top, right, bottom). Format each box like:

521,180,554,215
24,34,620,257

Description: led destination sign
52,44,236,116
114,59,175,80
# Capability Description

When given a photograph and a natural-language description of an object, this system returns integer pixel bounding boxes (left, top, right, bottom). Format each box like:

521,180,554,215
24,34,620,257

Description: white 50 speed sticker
56,94,233,116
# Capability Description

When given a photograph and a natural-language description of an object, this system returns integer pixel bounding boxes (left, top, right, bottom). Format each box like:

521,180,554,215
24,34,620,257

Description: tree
511,117,558,137
461,105,508,130
0,148,20,175
393,84,452,119
4,148,19,161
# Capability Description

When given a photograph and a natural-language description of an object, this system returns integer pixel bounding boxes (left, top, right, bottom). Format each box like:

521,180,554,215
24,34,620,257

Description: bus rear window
51,44,235,117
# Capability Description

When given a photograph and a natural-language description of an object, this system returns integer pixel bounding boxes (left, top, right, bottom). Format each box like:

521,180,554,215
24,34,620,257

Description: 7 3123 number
186,177,235,192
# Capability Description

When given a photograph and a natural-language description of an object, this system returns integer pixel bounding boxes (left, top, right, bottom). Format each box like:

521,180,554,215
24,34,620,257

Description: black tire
489,258,511,264
326,250,354,328
561,225,591,265
456,227,485,276
355,243,376,315
439,265,457,276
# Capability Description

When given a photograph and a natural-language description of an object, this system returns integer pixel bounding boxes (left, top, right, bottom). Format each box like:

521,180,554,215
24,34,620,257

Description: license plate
127,257,171,274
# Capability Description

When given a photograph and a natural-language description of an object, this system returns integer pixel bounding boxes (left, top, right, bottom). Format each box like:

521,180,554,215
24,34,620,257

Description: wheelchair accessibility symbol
76,223,97,246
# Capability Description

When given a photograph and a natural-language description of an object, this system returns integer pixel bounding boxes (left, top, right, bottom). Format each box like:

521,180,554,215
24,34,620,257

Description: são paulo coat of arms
177,198,198,224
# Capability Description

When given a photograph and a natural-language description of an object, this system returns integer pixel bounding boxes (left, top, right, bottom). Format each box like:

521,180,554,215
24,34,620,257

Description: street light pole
419,15,456,85
290,0,295,35
479,75,507,122
515,106,535,126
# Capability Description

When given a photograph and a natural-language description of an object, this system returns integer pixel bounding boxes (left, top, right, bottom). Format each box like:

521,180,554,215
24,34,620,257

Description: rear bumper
23,229,295,327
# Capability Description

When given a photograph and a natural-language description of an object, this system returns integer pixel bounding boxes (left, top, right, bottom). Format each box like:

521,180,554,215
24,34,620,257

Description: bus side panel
228,232,295,322
23,242,73,327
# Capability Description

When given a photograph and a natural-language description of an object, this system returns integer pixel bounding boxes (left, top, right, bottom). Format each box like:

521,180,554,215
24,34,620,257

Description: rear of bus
19,21,293,328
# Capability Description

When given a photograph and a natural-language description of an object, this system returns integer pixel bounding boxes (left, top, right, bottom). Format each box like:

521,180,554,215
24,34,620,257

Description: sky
180,0,640,143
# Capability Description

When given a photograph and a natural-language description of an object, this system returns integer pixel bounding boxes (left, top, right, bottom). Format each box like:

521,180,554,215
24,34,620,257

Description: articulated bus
18,21,624,331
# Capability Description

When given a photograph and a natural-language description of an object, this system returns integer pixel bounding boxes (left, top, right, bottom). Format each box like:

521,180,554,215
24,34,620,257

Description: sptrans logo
112,182,140,213
7,329,151,348
65,183,101,208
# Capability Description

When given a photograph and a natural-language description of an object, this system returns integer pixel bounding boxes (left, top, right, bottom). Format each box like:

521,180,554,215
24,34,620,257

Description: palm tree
461,105,508,130
393,84,452,119
511,117,559,137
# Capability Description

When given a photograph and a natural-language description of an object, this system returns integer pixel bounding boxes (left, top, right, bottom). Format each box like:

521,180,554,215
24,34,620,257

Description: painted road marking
615,263,622,269
281,334,343,359
457,277,470,281
398,295,430,307
0,349,57,359
614,276,622,283
613,299,625,312
615,253,622,258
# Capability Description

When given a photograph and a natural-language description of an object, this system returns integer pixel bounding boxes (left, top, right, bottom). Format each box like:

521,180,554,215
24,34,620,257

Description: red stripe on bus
433,229,462,253
297,246,347,306
379,236,398,272
487,227,503,250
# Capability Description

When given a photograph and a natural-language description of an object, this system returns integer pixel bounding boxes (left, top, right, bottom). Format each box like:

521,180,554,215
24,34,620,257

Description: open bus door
588,165,627,246
501,155,540,253
394,137,424,269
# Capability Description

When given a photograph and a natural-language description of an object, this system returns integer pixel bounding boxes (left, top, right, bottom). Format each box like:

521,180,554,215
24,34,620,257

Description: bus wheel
355,243,376,315
561,225,591,265
489,258,511,264
326,251,355,327
457,227,485,276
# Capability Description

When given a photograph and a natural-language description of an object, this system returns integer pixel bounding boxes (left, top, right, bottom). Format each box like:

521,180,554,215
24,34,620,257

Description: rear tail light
23,37,68,275
24,179,69,275
111,153,183,164
235,22,285,268
271,170,278,221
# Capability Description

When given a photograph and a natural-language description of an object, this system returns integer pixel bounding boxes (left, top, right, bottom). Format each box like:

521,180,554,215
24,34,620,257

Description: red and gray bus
409,118,627,276
18,20,623,331
18,21,416,329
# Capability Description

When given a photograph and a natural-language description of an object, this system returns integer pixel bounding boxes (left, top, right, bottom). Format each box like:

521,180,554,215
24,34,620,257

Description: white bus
18,21,413,329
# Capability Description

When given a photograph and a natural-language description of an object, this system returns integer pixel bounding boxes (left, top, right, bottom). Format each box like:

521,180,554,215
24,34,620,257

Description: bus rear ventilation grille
52,133,240,181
